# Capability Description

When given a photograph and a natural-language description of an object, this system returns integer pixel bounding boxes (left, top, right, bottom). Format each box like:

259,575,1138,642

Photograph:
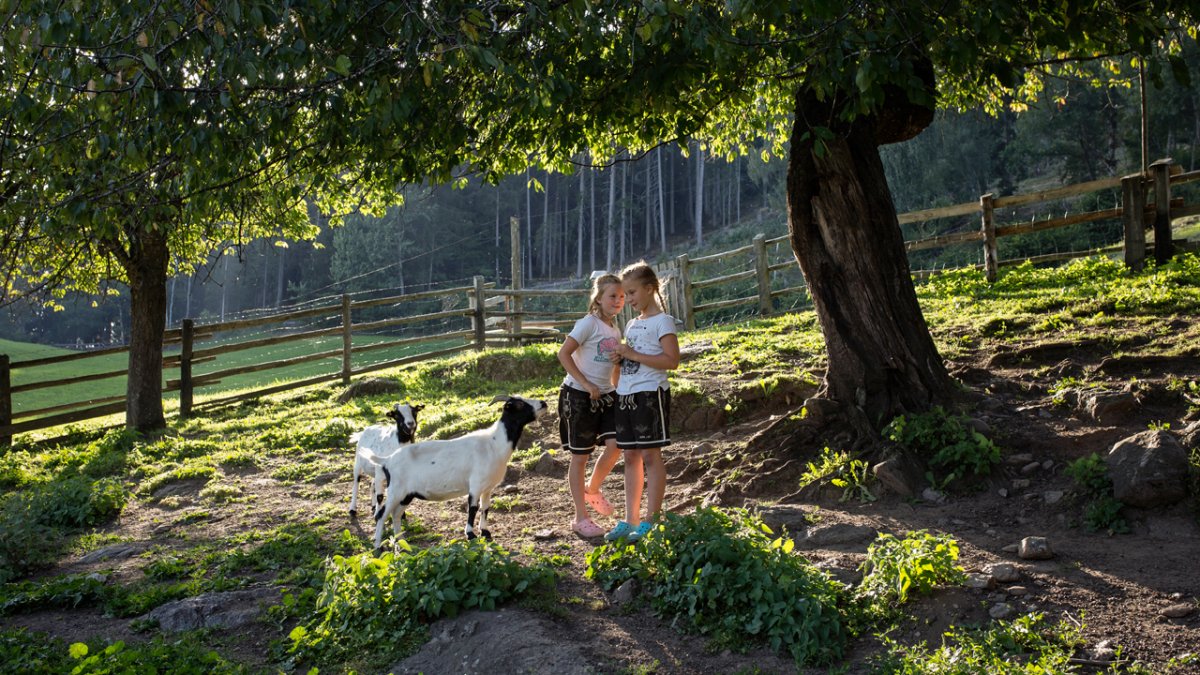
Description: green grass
5,333,466,417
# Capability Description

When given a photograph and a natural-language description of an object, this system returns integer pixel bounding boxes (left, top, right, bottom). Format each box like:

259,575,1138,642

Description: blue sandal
604,521,635,542
627,521,654,542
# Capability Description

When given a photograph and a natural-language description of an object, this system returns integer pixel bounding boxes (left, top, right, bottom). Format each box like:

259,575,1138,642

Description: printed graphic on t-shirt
594,336,619,362
621,357,641,375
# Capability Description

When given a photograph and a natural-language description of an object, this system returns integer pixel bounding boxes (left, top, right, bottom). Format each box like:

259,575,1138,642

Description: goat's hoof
466,531,477,540
481,529,493,540
349,508,358,518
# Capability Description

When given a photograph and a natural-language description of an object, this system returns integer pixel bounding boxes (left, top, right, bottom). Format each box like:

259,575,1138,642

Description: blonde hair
588,273,622,319
619,261,666,312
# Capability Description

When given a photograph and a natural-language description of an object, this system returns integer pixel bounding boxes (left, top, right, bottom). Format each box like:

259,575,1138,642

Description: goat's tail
360,448,387,466
349,431,363,445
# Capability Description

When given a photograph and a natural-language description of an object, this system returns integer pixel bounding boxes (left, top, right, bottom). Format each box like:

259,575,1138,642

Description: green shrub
68,638,246,674
1065,454,1129,534
0,575,109,615
585,507,846,666
0,629,73,674
884,407,1000,489
855,530,965,618
287,540,554,669
869,612,1082,674
799,447,876,503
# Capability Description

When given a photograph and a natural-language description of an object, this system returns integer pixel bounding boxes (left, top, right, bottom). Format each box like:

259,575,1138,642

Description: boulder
391,609,592,675
803,523,878,548
1017,536,1054,560
143,587,280,632
872,457,922,499
1080,391,1138,425
1105,430,1190,508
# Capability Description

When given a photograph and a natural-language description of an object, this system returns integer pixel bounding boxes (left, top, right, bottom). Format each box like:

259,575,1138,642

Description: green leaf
334,55,351,76
69,642,88,659
141,53,157,71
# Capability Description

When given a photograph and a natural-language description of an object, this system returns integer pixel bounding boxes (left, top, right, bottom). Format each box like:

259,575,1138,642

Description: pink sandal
571,518,605,538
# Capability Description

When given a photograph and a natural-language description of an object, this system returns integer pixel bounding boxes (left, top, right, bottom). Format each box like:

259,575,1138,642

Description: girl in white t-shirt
605,261,680,543
556,274,625,538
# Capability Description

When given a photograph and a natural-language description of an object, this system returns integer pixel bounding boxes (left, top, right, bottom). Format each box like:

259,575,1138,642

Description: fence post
472,275,487,351
1150,158,1174,264
677,253,695,330
341,294,352,384
0,355,10,448
980,193,998,282
180,320,194,419
1121,174,1147,272
753,233,772,316
510,217,523,344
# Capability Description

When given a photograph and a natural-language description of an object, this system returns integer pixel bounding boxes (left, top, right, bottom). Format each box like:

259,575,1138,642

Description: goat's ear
386,410,400,420
413,404,425,413
489,394,509,404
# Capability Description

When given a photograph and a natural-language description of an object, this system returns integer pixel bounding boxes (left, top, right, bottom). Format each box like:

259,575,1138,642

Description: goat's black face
386,403,421,441
501,396,548,426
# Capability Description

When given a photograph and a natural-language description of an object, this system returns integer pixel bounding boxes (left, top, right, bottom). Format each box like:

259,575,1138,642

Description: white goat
363,395,548,550
348,402,424,517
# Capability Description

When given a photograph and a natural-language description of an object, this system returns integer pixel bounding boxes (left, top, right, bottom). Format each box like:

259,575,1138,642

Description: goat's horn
489,394,509,404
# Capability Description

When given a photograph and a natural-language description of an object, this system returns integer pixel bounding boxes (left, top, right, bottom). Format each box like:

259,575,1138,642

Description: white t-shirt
561,313,621,394
617,312,676,395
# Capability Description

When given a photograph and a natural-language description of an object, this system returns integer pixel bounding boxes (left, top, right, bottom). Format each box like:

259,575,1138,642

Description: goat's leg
465,494,479,540
349,457,363,516
478,488,495,540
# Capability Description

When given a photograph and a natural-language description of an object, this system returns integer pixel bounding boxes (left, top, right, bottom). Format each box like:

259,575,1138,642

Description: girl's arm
616,333,681,371
557,336,601,398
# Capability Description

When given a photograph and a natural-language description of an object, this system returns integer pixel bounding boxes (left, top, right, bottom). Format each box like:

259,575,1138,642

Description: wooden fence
3,159,1199,444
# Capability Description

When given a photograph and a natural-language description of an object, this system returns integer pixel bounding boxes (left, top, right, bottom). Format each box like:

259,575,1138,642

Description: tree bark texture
786,88,955,429
124,226,169,432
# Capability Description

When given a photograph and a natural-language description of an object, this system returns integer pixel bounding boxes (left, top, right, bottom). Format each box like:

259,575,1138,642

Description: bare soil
4,317,1200,674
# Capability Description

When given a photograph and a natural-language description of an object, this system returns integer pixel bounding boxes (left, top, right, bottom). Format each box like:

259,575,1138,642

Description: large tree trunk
786,88,955,430
125,226,169,432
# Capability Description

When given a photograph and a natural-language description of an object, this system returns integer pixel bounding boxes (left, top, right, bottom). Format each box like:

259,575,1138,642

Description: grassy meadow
0,254,1197,673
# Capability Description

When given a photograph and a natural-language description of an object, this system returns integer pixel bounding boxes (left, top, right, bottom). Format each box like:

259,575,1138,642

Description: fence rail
3,158,1199,444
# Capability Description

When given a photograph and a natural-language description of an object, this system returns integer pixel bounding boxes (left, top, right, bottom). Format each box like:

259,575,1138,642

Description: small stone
85,572,108,584
966,418,991,435
531,451,558,475
1089,641,1117,663
1022,493,1040,501
965,573,995,590
1006,453,1034,466
532,529,557,540
1043,491,1065,505
1041,460,1054,470
613,579,637,605
1002,544,1020,554
986,563,1021,583
1170,592,1184,600
1020,461,1042,475
986,529,998,537
1018,537,1054,560
500,484,519,494
1012,479,1031,489
921,487,947,504
1161,603,1195,619
989,602,1016,620
998,488,1009,498
1007,586,1030,596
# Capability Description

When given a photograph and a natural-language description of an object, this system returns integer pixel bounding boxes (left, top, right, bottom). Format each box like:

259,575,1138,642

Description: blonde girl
605,261,680,542
556,273,626,538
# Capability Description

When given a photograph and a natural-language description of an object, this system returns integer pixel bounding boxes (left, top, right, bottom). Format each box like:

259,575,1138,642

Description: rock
336,377,402,403
814,560,861,587
803,523,878,547
1179,420,1200,450
757,505,812,537
965,573,995,590
391,609,592,675
986,563,1021,583
998,488,1008,498
1007,586,1030,596
1043,491,1065,505
1018,537,1054,560
1002,544,1020,554
530,451,559,476
965,418,991,435
1020,461,1042,475
1005,453,1034,466
85,573,108,584
1088,640,1117,663
1105,430,1190,508
78,544,140,564
499,484,519,494
613,579,637,605
872,458,921,499
532,529,557,540
682,408,710,432
1161,603,1195,619
989,602,1016,620
143,587,280,632
1041,460,1054,470
1081,390,1139,425
921,487,947,504
1012,479,1031,489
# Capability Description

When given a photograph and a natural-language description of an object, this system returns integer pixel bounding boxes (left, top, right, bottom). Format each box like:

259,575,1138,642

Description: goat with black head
363,395,547,551
349,402,424,517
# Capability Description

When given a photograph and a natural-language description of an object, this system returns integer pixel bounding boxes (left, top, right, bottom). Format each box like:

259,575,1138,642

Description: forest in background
5,48,1200,349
